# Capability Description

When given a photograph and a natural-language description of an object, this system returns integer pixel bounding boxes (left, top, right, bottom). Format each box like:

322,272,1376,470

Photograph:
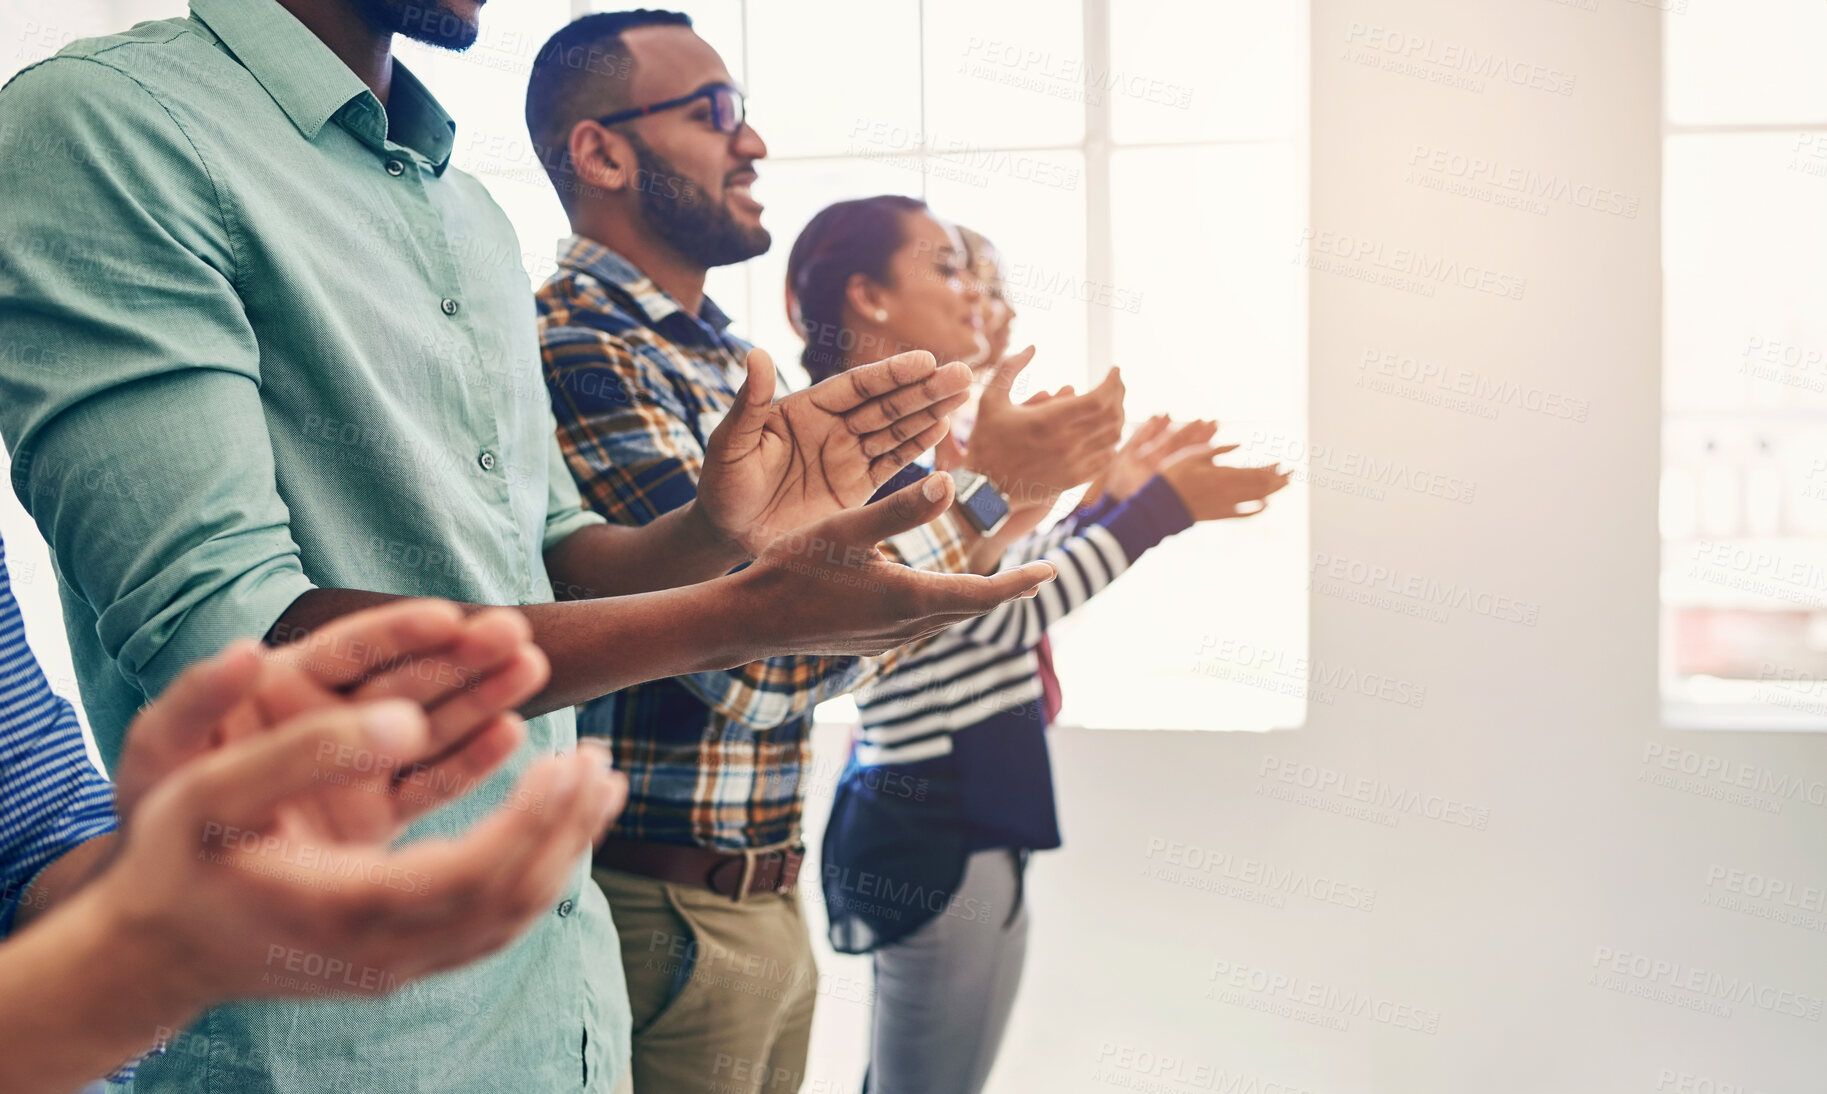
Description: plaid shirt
536,236,971,850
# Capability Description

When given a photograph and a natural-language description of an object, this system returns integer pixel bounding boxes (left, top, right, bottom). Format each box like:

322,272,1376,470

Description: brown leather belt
593,837,804,902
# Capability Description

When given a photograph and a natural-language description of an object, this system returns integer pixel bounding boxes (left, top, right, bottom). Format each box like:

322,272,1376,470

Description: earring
874,309,888,322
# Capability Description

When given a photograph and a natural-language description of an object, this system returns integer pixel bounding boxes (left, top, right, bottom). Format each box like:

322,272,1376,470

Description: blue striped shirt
0,534,115,935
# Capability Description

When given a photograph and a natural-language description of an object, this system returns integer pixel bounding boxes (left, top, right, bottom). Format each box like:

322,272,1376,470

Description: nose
732,121,767,160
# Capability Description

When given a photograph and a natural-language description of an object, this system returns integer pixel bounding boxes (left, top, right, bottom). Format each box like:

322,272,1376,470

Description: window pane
1662,131,1827,726
925,151,1089,393
745,0,922,159
1110,145,1304,422
723,158,924,388
1110,0,1300,144
1664,133,1827,417
1667,0,1827,126
1054,141,1307,731
921,0,1084,151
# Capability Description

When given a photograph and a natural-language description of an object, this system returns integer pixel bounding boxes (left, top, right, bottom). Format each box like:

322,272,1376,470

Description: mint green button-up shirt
0,0,628,1089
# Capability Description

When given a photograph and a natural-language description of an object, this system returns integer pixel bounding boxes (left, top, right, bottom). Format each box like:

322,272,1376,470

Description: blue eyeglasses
593,83,747,135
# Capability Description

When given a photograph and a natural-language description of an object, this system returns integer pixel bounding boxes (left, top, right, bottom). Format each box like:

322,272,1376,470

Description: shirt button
385,159,405,176
557,899,575,918
440,297,460,317
478,450,497,471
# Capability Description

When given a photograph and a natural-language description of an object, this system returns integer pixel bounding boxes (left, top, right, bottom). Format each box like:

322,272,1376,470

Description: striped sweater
856,475,1193,766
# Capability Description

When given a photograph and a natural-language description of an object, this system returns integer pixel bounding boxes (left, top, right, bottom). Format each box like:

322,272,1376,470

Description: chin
384,0,481,50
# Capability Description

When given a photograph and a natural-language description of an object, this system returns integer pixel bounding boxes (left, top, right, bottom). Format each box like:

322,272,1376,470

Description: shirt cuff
126,565,319,711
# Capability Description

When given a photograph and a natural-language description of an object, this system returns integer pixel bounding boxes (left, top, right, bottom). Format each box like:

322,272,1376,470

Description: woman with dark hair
788,197,1289,1094
787,194,988,384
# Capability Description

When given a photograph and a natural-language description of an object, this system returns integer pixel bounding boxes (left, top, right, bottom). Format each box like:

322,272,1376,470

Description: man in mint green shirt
0,0,1055,1088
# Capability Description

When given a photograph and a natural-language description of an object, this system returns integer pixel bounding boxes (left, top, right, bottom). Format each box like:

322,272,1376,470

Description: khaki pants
594,866,817,1094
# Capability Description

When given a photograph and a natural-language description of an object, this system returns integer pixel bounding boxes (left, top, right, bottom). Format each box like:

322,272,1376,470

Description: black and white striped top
860,476,1193,765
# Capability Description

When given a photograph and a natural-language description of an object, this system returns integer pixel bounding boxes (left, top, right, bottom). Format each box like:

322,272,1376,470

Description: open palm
697,348,973,553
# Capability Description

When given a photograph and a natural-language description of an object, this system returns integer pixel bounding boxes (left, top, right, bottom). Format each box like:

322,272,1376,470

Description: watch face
961,481,1012,533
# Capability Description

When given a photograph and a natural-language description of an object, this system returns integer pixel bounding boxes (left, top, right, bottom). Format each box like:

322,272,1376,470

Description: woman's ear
844,271,888,325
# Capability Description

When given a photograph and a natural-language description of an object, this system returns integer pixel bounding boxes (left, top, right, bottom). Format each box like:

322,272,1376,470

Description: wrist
699,567,784,667
675,499,751,564
72,875,215,1024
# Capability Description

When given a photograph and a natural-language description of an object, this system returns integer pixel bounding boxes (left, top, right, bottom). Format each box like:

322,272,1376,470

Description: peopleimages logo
1256,756,1491,830
1589,946,1824,1021
1406,145,1639,218
1143,837,1378,911
1357,347,1591,423
1308,552,1541,626
1207,960,1442,1034
1342,22,1578,95
1297,229,1527,300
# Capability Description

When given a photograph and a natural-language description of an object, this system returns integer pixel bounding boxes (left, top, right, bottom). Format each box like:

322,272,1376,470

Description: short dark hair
786,195,929,382
524,10,692,207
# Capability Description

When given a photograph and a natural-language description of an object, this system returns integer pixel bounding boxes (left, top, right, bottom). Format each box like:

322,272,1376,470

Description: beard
361,0,480,50
628,135,771,269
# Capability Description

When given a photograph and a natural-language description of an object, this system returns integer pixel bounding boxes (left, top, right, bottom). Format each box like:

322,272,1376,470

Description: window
1659,0,1827,728
410,0,1311,731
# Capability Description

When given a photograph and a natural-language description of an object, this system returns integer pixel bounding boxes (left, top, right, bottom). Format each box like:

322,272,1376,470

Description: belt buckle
733,846,799,903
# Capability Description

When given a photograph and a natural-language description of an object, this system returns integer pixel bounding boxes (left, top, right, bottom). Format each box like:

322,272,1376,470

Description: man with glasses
524,13,1120,1092
0,0,1056,1088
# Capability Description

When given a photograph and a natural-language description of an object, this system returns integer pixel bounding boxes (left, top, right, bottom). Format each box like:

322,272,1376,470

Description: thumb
133,640,264,756
710,348,777,459
983,346,1037,406
820,472,955,550
1090,365,1125,404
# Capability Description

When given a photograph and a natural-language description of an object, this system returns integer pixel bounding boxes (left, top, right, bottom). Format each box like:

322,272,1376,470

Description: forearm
543,503,748,600
11,833,117,932
0,884,205,1094
270,578,769,719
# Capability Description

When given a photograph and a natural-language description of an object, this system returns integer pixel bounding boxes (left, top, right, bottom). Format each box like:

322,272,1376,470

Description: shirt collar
554,234,733,338
188,0,455,171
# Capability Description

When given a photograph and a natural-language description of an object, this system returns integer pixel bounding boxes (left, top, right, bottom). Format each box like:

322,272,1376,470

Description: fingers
845,361,972,438
366,748,621,935
868,416,954,485
351,608,530,711
180,700,431,830
705,348,778,461
388,713,529,826
1151,418,1218,456
820,350,939,414
116,640,266,808
980,346,1037,406
855,389,971,458
814,472,955,549
264,600,465,690
139,639,265,752
397,643,548,774
1121,414,1171,455
890,559,1058,617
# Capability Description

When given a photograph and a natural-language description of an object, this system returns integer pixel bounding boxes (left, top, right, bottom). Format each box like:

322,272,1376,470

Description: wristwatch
950,470,1012,536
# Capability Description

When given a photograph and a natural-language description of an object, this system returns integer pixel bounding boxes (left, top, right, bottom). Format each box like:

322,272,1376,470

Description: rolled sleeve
541,429,607,552
0,58,315,743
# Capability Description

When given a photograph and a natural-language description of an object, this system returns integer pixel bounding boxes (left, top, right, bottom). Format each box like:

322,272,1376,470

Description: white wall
4,3,1823,1093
